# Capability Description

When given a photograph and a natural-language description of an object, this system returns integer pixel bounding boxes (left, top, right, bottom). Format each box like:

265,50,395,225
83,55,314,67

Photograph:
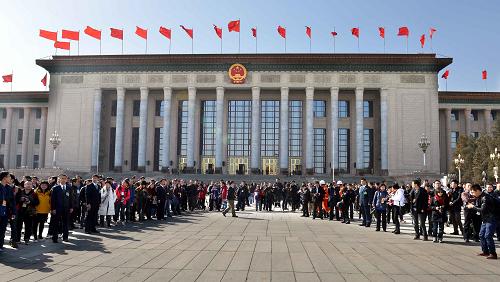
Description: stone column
355,87,364,172
380,88,389,174
464,108,471,137
305,87,314,175
39,107,48,168
280,86,289,175
215,86,224,173
91,89,102,171
186,86,196,171
445,108,452,171
21,107,31,168
3,108,13,169
250,86,261,174
161,87,172,172
330,87,339,175
484,108,492,134
137,87,148,172
114,87,125,172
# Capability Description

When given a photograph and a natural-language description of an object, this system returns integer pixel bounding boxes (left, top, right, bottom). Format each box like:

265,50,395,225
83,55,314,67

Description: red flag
441,69,449,79
331,31,338,37
429,27,437,39
397,26,409,37
2,74,12,83
420,34,425,48
39,29,57,41
378,27,385,38
180,25,193,38
251,27,257,38
305,26,311,38
228,20,240,32
159,26,171,39
277,25,286,38
62,29,79,41
84,26,101,40
482,70,488,80
213,24,222,39
41,73,47,87
54,41,70,50
110,28,123,40
351,27,359,38
135,26,147,40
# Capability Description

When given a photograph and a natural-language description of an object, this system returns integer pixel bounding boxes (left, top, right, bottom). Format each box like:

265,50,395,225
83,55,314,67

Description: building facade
1,53,497,176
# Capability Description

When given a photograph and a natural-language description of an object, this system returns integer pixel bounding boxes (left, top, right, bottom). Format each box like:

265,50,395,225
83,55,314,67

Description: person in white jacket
98,180,116,227
390,183,406,234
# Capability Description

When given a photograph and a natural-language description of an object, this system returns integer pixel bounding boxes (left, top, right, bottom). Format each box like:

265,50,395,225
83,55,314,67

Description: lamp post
454,154,464,183
49,131,61,168
482,170,487,189
490,147,500,183
418,133,431,169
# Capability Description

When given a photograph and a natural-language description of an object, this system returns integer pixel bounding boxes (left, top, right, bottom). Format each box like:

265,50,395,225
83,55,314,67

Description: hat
319,180,325,185
336,180,343,185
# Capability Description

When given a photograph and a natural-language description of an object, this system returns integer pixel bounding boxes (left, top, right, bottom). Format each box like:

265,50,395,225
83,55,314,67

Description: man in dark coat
50,174,74,242
156,179,167,220
410,179,429,241
0,171,16,249
85,174,101,234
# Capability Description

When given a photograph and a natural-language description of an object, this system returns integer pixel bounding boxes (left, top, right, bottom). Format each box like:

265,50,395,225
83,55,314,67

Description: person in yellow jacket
33,181,51,241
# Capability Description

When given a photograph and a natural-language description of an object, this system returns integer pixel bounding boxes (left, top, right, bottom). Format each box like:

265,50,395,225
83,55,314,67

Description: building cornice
438,91,500,104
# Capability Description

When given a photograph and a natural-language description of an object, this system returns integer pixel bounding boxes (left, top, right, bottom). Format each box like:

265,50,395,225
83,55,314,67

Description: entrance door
262,158,278,175
289,158,302,175
201,157,215,174
228,157,249,175
178,156,187,172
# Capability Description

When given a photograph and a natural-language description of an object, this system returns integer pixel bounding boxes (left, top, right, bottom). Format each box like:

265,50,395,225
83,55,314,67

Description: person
98,180,116,227
85,175,101,234
311,181,324,219
430,188,448,243
156,179,167,220
301,184,311,217
50,174,74,243
33,181,51,241
390,184,405,234
116,179,131,224
467,184,498,259
0,172,16,250
358,178,374,227
340,184,351,224
373,184,388,232
410,179,429,241
449,180,464,236
222,181,237,217
16,181,38,245
462,182,480,242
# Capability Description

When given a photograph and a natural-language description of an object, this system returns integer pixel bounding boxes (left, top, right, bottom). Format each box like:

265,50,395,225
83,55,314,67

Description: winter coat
98,187,116,216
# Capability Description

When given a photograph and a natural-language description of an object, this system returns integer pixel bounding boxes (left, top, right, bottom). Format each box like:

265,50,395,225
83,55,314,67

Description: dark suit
85,183,101,232
50,184,74,241
411,188,429,238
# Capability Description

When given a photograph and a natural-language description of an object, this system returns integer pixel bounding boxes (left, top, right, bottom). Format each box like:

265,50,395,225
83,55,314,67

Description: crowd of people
1,171,499,260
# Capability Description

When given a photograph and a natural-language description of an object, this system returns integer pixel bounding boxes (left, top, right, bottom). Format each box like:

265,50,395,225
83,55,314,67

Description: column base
184,167,196,174
137,166,146,173
113,166,122,173
251,168,260,175
280,168,289,176
214,167,223,174
306,168,314,175
90,166,97,172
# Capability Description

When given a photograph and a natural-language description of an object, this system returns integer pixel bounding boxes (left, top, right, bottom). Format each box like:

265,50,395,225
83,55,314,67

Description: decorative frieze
61,75,83,84
400,74,425,84
101,75,117,84
148,75,164,84
339,74,356,83
313,74,332,84
363,75,381,84
289,74,305,83
124,75,141,84
260,74,281,83
196,74,216,83
172,74,188,84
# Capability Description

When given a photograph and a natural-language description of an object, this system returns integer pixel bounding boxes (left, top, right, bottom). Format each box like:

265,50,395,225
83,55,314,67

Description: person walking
390,184,405,234
222,182,237,217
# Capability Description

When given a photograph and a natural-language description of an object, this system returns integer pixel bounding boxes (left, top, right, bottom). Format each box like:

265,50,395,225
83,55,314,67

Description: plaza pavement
1,208,499,282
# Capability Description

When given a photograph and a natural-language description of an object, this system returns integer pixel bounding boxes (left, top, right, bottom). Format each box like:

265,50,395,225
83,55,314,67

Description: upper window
338,101,350,118
492,111,497,121
313,100,326,118
35,108,42,119
155,100,163,117
1,109,6,119
18,108,24,119
451,131,459,149
132,100,140,117
450,110,459,121
111,100,117,117
470,110,479,121
363,101,373,118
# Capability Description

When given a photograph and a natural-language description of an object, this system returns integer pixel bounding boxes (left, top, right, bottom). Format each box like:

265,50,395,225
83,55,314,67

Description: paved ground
1,209,499,282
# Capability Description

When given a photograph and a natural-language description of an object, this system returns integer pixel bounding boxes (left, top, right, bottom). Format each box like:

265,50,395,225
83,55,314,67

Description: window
177,101,188,156
313,128,326,174
289,101,302,157
313,100,326,118
228,100,252,157
470,110,479,121
111,100,117,117
17,129,23,144
363,129,374,169
338,128,350,172
33,155,39,169
363,101,373,118
338,100,350,118
0,154,4,168
201,100,216,156
35,108,42,119
155,100,163,117
34,129,40,145
0,129,5,144
451,131,459,149
491,110,497,121
261,101,280,157
16,155,21,168
1,109,6,119
18,108,24,119
451,110,459,121
132,100,140,116
471,132,480,139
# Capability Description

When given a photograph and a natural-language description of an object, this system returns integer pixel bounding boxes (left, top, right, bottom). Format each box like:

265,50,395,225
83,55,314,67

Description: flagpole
284,37,287,53
333,27,336,53
309,36,312,53
255,26,258,54
238,18,241,53
406,36,408,54
11,69,13,92
220,37,223,54
357,27,360,52
169,39,171,54
78,30,80,55
191,38,194,54
430,38,433,52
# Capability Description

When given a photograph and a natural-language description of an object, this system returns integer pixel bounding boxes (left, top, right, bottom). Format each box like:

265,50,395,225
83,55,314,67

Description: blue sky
0,0,498,92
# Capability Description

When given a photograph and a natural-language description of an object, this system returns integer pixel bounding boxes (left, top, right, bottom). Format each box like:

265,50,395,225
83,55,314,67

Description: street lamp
49,131,61,168
454,154,464,183
490,147,500,183
418,133,431,169
482,171,487,189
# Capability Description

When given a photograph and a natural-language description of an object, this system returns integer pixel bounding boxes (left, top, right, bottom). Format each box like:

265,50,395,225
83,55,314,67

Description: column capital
355,87,364,93
281,86,289,92
117,87,125,98
188,86,196,92
140,86,148,92
140,87,148,99
163,86,172,91
330,86,339,93
306,86,314,93
117,86,125,92
216,86,224,93
251,86,261,92
94,88,102,96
